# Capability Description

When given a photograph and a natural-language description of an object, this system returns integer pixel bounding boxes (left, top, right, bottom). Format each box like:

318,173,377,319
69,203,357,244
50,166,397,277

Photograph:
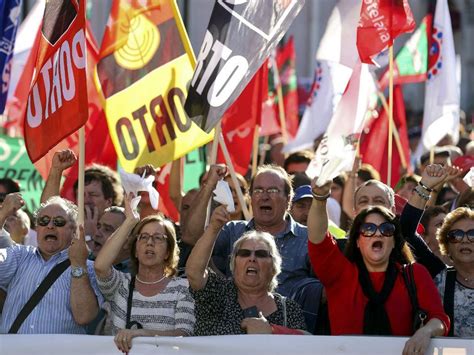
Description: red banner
24,0,88,163
357,0,415,64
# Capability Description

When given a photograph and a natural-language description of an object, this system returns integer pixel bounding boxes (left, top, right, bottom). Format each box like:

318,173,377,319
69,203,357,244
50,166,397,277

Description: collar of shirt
34,246,69,264
246,214,305,239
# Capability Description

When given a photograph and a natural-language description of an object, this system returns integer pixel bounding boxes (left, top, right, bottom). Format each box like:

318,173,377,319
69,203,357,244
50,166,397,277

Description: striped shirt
0,244,103,334
97,268,195,335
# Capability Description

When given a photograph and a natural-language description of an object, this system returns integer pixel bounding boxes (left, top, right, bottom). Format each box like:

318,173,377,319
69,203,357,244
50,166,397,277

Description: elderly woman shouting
186,205,306,335
94,195,195,353
307,180,449,355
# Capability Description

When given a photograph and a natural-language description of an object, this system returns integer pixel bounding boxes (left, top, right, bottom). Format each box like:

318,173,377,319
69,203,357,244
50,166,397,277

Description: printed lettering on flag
356,0,415,65
24,0,88,163
95,0,213,173
185,0,304,133
0,134,45,212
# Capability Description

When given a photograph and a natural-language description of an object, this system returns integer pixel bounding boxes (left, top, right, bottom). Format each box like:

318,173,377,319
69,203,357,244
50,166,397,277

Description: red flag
357,0,415,65
156,163,179,222
359,85,410,187
216,63,268,176
23,0,89,163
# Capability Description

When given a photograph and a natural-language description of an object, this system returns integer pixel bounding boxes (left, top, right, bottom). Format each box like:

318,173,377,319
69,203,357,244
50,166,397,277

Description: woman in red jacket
307,180,449,355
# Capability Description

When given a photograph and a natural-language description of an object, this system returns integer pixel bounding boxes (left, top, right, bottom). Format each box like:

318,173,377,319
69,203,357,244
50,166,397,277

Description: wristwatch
71,266,87,278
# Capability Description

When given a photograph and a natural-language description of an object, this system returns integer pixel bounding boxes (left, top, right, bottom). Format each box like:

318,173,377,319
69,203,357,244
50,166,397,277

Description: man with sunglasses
0,194,103,334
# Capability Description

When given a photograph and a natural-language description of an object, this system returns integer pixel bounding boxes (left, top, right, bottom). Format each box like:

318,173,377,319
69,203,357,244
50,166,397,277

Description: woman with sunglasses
94,195,195,353
435,207,474,337
186,205,306,336
307,181,449,354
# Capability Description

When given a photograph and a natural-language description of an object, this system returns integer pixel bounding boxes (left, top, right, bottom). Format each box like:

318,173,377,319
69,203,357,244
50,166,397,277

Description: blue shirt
0,245,103,334
212,215,314,297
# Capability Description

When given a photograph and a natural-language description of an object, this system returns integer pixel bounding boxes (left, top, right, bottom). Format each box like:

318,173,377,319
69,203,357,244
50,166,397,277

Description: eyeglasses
447,229,474,243
359,222,396,238
251,188,281,197
235,249,272,258
137,233,168,244
37,215,68,227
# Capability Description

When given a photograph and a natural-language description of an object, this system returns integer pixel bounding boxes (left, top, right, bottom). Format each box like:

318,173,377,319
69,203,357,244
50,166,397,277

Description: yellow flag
95,0,213,172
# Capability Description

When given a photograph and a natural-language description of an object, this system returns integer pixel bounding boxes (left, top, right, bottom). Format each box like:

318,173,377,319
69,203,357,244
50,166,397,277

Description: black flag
184,0,304,132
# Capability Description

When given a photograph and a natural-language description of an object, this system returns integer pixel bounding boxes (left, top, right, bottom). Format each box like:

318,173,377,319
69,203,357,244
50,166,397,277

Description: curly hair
437,207,474,256
128,214,179,277
344,206,414,265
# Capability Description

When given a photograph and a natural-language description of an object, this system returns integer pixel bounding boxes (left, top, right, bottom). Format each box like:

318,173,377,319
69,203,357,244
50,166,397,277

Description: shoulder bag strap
402,264,418,310
125,276,136,329
443,268,456,337
8,258,71,334
281,295,287,328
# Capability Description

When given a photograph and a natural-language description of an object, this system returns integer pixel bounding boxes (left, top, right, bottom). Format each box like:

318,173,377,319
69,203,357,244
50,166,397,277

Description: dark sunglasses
360,222,396,238
37,215,67,227
236,249,272,258
447,229,474,243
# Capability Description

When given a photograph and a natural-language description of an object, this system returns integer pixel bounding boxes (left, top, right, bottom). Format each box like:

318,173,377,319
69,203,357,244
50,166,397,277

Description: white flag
306,62,377,180
283,60,352,153
316,0,360,69
421,0,459,149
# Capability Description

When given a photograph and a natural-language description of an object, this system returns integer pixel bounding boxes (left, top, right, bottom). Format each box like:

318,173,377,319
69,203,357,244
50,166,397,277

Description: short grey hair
354,179,395,209
229,231,282,292
34,196,78,230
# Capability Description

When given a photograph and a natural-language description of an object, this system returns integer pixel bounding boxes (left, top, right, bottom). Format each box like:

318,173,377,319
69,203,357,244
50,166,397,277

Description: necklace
136,275,166,285
457,272,474,283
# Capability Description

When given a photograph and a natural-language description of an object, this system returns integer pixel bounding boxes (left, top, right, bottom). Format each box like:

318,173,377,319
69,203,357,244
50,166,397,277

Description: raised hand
51,149,77,172
69,225,88,267
134,164,160,178
0,193,25,226
201,164,227,188
83,205,99,238
420,164,448,190
209,205,230,232
311,177,332,199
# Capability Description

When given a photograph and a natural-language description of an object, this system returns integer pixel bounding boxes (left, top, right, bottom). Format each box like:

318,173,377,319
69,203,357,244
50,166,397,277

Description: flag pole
270,55,288,145
251,125,260,177
77,127,85,226
387,45,394,186
259,135,270,166
209,122,221,165
376,90,408,170
218,134,251,220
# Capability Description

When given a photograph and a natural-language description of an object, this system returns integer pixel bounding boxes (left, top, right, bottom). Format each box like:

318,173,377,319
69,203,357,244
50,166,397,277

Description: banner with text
24,0,88,163
0,134,44,212
95,0,213,173
184,0,304,133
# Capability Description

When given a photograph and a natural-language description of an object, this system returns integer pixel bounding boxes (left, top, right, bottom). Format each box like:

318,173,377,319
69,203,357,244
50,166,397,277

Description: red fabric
216,62,268,176
276,36,299,138
357,0,415,64
270,324,304,335
24,0,89,162
308,234,450,336
359,85,410,187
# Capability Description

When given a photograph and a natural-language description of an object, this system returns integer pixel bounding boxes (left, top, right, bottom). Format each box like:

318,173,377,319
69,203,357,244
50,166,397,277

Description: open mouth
44,234,57,241
371,240,383,251
259,205,272,213
145,250,155,256
246,267,258,275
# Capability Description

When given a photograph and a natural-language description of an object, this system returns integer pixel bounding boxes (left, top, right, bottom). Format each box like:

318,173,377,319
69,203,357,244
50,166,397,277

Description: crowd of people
0,137,473,354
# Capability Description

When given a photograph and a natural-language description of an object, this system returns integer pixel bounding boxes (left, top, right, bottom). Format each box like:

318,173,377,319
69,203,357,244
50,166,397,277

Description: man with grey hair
212,164,315,298
0,193,103,334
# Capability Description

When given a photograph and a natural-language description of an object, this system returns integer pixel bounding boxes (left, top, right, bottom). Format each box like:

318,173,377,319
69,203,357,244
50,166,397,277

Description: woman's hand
209,205,230,233
310,177,332,199
241,313,272,334
124,192,140,222
402,327,431,355
114,328,142,353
